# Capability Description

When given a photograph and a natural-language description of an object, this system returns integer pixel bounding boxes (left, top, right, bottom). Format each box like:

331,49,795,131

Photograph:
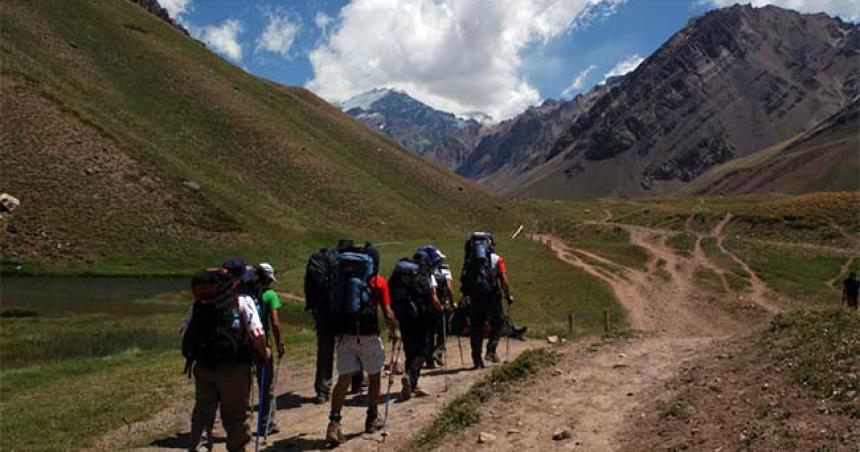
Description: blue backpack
461,232,495,296
328,251,375,315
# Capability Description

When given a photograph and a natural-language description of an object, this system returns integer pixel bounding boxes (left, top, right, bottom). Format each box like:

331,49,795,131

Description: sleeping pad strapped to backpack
461,232,496,296
182,269,252,375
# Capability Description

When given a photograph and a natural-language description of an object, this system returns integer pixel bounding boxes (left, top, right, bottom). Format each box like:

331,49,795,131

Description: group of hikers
180,232,523,451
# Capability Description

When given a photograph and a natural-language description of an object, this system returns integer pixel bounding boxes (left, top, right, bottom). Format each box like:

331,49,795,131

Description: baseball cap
221,257,246,278
258,262,277,282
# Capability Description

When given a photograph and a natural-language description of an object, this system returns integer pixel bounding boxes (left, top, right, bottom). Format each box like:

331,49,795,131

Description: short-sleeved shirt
258,288,283,333
370,274,391,308
338,274,391,335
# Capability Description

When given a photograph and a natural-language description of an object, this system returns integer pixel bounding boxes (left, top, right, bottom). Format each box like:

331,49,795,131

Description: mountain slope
343,88,482,169
0,0,508,273
459,79,621,191
685,98,860,196
508,5,858,199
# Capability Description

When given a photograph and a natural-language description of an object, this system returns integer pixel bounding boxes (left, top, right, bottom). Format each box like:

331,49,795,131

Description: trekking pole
381,339,402,442
265,356,281,441
255,361,266,452
505,301,512,363
442,307,449,392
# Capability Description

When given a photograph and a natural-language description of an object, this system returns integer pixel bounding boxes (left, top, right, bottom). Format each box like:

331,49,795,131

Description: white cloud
603,54,644,82
306,0,626,120
193,19,244,62
256,12,300,59
705,0,860,21
159,0,191,19
561,64,598,98
315,11,334,34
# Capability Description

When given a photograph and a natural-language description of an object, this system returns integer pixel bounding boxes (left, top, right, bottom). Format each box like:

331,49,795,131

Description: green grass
554,223,651,272
666,232,697,257
410,348,558,451
724,238,852,305
1,0,513,275
693,267,726,295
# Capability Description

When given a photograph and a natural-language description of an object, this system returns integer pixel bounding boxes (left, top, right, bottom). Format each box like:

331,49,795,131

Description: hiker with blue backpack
182,257,271,452
461,233,514,369
320,243,399,445
390,248,445,401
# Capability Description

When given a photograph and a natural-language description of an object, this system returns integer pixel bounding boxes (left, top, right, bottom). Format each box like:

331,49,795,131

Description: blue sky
162,0,858,119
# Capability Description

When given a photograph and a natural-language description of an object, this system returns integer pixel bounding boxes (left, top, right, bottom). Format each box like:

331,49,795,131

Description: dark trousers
468,293,503,365
190,363,251,452
425,309,445,364
400,315,430,389
313,315,366,397
314,316,336,397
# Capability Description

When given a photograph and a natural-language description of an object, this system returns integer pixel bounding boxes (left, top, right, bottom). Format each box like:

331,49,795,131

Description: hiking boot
365,412,384,433
424,358,436,369
485,352,500,363
326,421,344,445
413,387,429,397
398,376,412,402
472,359,485,370
314,393,328,405
433,349,445,367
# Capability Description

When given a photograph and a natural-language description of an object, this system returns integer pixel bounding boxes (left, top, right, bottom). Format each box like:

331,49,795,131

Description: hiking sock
329,412,342,422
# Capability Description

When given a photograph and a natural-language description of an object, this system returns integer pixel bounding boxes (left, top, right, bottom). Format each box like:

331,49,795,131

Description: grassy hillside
0,0,512,275
685,99,860,196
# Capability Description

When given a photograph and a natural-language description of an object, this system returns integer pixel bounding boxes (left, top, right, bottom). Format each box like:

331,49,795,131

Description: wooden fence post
604,309,611,334
567,313,575,338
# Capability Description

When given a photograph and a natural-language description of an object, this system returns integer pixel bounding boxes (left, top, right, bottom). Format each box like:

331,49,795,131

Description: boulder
547,335,559,344
478,432,496,443
0,194,20,214
552,426,571,441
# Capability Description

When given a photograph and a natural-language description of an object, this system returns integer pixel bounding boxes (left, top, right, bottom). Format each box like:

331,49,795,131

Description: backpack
304,248,336,314
182,269,251,376
461,232,496,296
417,244,444,269
328,251,375,316
389,258,429,321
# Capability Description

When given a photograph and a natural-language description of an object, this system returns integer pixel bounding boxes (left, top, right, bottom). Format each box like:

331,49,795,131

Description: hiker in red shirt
325,244,399,445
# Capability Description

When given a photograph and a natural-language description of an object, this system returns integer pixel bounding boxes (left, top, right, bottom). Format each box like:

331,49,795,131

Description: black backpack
182,269,251,376
389,258,429,321
461,232,496,296
304,248,336,314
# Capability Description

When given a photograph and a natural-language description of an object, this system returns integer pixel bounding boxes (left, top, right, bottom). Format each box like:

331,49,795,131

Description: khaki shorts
336,335,385,376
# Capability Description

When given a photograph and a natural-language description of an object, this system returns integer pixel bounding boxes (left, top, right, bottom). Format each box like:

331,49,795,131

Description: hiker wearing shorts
305,240,364,404
254,263,285,435
185,258,271,452
325,244,399,445
844,272,859,310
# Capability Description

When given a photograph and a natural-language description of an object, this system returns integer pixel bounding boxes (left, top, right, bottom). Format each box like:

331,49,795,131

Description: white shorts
336,335,386,376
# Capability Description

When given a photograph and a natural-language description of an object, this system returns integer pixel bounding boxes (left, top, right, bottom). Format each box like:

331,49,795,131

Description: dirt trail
120,339,538,452
449,213,784,451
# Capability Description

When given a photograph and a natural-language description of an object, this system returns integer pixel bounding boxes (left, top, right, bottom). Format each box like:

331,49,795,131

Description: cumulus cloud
603,54,644,81
256,12,300,59
159,0,191,19
306,0,625,120
315,11,334,34
705,0,860,21
193,19,244,62
561,64,598,98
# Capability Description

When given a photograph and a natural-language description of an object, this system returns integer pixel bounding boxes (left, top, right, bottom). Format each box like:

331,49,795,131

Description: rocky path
113,338,538,452
445,214,785,451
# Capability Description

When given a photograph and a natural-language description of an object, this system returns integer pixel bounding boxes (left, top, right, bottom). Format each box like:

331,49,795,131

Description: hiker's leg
350,368,364,393
412,321,431,388
330,373,352,415
258,357,276,430
216,363,252,452
486,296,504,355
367,372,382,408
190,364,218,450
468,301,487,365
400,318,421,386
315,317,335,398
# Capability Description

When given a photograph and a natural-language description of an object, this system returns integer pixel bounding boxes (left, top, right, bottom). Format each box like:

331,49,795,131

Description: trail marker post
603,309,611,334
568,313,574,338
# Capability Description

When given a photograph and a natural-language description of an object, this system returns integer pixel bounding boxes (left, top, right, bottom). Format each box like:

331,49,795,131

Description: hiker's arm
429,287,444,312
270,309,285,357
252,334,271,360
383,305,399,340
500,270,511,299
